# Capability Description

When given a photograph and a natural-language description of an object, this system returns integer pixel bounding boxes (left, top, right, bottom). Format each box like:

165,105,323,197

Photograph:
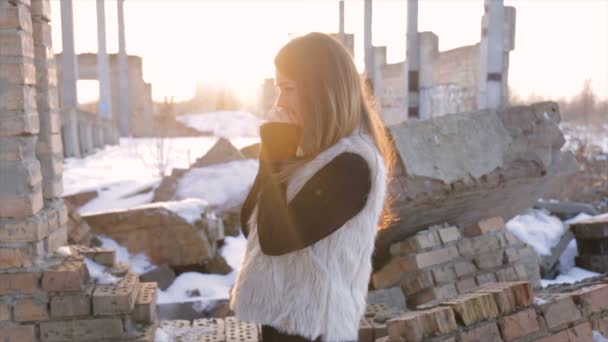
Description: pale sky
50,0,608,104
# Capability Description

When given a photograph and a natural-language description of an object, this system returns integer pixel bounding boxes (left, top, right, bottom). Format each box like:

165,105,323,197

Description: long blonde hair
273,32,396,230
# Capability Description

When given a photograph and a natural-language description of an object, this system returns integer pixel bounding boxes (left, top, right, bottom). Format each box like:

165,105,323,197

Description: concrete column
117,0,130,137
363,0,374,91
503,6,516,106
59,0,81,157
338,1,345,44
96,0,114,146
373,46,386,107
406,0,419,119
478,0,505,110
418,32,439,119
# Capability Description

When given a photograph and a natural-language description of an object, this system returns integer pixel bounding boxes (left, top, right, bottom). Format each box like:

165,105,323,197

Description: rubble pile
379,278,608,342
572,213,608,273
376,102,578,269
372,217,540,309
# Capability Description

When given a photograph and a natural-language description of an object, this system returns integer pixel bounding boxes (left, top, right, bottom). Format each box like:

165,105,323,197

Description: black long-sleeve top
240,122,372,256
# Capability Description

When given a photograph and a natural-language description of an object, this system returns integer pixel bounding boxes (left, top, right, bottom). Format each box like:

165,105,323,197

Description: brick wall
0,1,157,340
372,279,608,342
372,217,541,309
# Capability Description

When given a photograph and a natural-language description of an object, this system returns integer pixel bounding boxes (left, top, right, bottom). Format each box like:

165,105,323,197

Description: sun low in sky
50,0,608,105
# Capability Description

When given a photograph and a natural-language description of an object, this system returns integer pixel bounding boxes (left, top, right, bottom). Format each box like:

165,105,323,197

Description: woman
230,32,393,342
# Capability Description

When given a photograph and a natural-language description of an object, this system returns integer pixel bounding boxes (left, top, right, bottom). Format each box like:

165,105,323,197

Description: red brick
0,3,32,32
495,267,519,282
453,261,477,278
0,324,36,342
412,246,460,271
537,293,582,331
534,330,569,342
401,270,435,295
407,284,458,309
372,257,406,289
13,297,49,322
498,308,540,341
387,306,457,342
475,282,532,314
437,226,461,245
456,278,477,294
567,322,593,342
0,240,44,269
431,263,457,283
39,317,123,341
572,283,608,315
92,272,139,315
390,231,442,256
0,271,39,295
42,259,89,292
592,316,608,337
473,251,504,270
461,321,501,342
0,301,10,321
132,282,157,324
442,292,499,326
464,217,505,237
359,319,374,342
475,272,497,286
70,245,116,267
371,320,388,340
49,285,92,318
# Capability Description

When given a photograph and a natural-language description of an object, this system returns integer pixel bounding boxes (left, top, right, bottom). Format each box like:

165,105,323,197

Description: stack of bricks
371,217,541,309
1,1,157,340
381,280,608,342
64,201,91,246
572,213,608,273
1,244,158,341
158,317,260,341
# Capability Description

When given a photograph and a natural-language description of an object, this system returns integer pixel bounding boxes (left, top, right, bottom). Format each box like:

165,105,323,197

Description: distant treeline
510,79,607,124
153,83,245,117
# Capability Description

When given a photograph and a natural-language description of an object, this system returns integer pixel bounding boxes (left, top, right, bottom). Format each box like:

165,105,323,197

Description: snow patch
175,159,259,210
506,209,565,256
96,235,156,274
156,234,247,304
594,331,608,342
176,111,262,138
84,257,120,285
133,198,210,225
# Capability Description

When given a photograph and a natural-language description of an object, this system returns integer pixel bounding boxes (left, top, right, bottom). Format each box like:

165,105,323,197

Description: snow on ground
97,235,156,274
157,233,247,304
594,331,608,342
175,159,259,210
63,136,259,215
506,209,601,287
561,122,608,155
133,198,211,225
177,111,262,138
506,209,566,256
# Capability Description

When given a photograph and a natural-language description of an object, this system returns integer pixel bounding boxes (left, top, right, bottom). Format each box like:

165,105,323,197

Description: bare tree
137,97,175,177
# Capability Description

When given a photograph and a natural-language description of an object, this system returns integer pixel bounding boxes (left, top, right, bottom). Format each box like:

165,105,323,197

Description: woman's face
275,69,301,125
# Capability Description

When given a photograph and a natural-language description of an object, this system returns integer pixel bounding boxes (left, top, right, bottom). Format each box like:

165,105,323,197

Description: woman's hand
266,106,298,124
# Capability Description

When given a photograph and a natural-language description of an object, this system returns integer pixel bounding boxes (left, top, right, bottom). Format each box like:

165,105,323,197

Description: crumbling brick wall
372,217,540,310
0,1,157,340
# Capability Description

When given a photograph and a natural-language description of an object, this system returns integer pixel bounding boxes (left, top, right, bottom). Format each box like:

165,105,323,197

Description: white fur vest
229,130,388,342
